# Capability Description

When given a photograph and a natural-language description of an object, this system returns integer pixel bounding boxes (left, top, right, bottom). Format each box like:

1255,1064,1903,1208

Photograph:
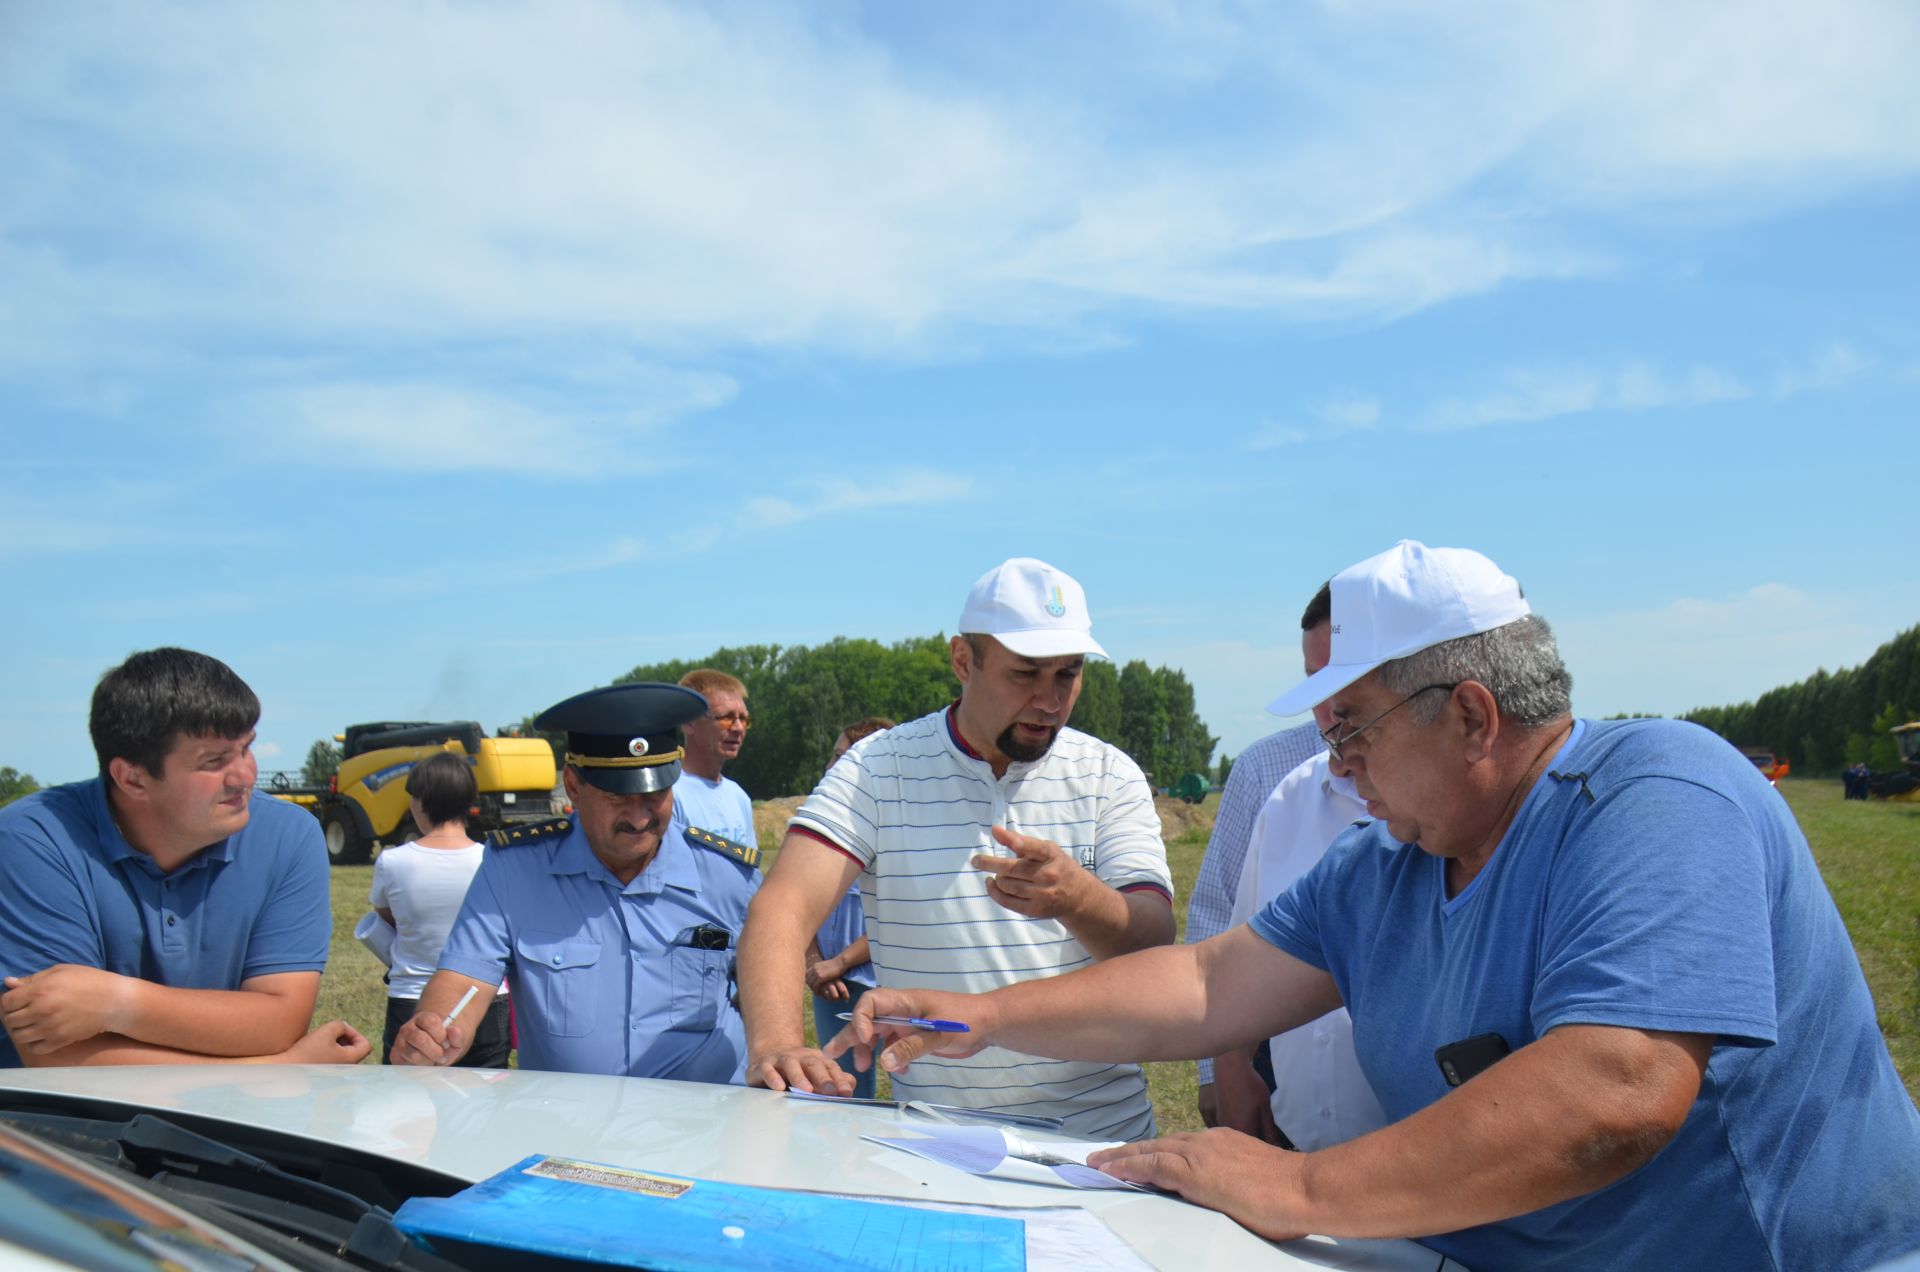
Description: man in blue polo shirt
855,542,1920,1271
0,647,368,1068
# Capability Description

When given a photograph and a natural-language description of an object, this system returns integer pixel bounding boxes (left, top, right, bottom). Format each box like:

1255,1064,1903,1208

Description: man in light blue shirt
391,682,761,1081
666,668,757,848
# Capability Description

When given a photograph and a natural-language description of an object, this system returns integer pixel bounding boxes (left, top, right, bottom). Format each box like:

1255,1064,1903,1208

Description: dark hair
1301,582,1332,631
840,716,895,745
90,648,260,777
407,751,478,827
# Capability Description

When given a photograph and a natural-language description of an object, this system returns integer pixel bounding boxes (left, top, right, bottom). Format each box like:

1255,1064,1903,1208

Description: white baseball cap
958,557,1110,660
1267,540,1530,716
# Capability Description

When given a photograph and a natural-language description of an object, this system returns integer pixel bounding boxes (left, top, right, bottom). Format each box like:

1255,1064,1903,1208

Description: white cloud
1425,338,1887,431
1772,344,1873,398
245,370,736,476
1318,395,1380,430
1243,392,1381,449
1244,420,1311,450
1556,579,1920,719
709,470,974,540
0,482,255,560
1428,359,1754,430
7,0,1912,381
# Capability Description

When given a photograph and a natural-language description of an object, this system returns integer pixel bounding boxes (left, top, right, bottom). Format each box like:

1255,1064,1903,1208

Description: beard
995,722,1060,764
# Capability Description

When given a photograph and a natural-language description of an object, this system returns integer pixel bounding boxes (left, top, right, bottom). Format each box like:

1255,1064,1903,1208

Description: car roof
0,1065,1438,1270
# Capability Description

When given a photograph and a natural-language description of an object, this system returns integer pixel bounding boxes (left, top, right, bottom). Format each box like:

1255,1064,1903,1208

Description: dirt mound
1153,795,1214,841
754,796,807,854
753,793,1210,855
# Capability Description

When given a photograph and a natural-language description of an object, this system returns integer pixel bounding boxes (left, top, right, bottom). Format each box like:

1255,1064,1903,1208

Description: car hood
0,1064,1442,1271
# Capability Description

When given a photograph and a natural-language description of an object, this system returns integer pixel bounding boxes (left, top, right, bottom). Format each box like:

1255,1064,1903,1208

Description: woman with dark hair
370,751,511,1066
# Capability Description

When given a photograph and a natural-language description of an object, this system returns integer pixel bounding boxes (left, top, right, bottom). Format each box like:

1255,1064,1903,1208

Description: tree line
606,635,1219,799
1683,624,1920,774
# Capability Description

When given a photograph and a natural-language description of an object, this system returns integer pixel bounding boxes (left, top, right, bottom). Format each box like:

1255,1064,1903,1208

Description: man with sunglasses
847,540,1920,1271
668,669,758,852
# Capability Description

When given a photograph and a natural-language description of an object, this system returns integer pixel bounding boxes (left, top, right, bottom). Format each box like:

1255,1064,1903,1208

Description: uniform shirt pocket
666,944,731,1033
514,932,602,1038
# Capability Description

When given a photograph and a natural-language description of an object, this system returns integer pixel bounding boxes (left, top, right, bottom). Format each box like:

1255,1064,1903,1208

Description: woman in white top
371,751,511,1066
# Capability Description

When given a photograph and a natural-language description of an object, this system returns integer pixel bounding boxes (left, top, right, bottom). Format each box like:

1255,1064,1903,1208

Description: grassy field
315,780,1919,1121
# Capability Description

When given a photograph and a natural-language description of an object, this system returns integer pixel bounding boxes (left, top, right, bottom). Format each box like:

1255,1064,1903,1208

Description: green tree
596,634,1217,797
301,739,342,786
1685,623,1920,774
1069,659,1121,742
1866,703,1913,773
0,766,40,808
1216,753,1235,784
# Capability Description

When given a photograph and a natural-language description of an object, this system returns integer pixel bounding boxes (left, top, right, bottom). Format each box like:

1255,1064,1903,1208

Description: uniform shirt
1253,719,1920,1271
437,816,759,1082
0,780,330,1069
1226,753,1386,1150
1186,722,1322,1085
666,773,756,851
789,706,1173,1141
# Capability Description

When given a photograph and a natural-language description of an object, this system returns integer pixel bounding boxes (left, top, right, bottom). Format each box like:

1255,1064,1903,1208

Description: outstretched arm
1088,1025,1710,1242
840,926,1339,1075
739,831,862,1093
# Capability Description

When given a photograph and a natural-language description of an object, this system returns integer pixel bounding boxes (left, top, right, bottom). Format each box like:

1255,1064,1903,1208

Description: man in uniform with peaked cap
391,682,763,1081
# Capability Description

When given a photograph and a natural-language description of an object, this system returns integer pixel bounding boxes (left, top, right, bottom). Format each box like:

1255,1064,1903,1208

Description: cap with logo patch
534,682,708,794
1267,540,1530,716
958,557,1109,660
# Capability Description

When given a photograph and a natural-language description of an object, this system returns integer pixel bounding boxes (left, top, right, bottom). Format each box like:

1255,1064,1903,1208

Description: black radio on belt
688,925,732,951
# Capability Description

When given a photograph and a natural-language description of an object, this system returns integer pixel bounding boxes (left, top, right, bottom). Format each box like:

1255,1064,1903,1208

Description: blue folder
394,1154,1026,1272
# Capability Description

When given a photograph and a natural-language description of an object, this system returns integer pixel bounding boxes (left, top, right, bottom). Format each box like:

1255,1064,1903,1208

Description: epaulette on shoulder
488,817,572,849
684,825,760,871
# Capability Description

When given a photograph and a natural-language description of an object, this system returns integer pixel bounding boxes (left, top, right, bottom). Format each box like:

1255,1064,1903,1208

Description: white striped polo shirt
790,705,1172,1141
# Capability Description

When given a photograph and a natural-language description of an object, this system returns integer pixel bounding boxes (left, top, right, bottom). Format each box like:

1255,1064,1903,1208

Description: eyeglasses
1321,683,1459,761
706,712,752,730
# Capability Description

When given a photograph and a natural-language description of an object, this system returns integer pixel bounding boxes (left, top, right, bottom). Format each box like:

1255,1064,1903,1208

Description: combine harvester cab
276,721,560,865
1868,722,1920,801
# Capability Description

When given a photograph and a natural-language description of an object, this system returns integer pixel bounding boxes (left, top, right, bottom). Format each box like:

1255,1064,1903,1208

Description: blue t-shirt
666,773,756,851
437,817,760,1081
1252,718,1920,1271
814,885,875,989
0,779,331,1068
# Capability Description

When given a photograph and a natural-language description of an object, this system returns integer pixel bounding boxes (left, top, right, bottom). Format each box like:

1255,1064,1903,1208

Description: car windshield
0,1096,466,1272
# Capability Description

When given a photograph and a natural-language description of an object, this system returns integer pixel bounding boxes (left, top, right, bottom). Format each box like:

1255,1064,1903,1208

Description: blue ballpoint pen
836,1011,971,1034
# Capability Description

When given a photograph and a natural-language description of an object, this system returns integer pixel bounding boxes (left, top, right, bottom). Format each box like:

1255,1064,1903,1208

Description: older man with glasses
667,669,759,852
844,540,1920,1272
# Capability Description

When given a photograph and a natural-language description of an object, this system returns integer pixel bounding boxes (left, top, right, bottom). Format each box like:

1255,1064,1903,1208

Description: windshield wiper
1,1110,465,1270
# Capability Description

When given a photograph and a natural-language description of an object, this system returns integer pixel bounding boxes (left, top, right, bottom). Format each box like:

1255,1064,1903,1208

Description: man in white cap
739,556,1175,1140
843,541,1920,1270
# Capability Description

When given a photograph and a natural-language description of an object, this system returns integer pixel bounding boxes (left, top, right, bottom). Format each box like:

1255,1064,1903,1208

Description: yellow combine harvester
264,721,559,864
1871,722,1920,801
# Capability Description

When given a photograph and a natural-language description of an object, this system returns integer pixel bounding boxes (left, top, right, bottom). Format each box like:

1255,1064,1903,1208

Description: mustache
613,816,663,836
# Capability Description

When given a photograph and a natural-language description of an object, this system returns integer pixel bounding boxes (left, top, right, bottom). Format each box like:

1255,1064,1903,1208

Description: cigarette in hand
443,985,480,1028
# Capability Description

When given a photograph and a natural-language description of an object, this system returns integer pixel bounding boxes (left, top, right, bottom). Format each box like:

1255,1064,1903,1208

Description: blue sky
4,0,1918,785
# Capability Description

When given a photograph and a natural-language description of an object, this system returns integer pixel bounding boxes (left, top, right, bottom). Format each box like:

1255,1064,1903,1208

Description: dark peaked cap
535,682,708,795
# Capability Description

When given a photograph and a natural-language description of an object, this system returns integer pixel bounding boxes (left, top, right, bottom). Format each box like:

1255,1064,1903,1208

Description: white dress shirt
1229,752,1389,1151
